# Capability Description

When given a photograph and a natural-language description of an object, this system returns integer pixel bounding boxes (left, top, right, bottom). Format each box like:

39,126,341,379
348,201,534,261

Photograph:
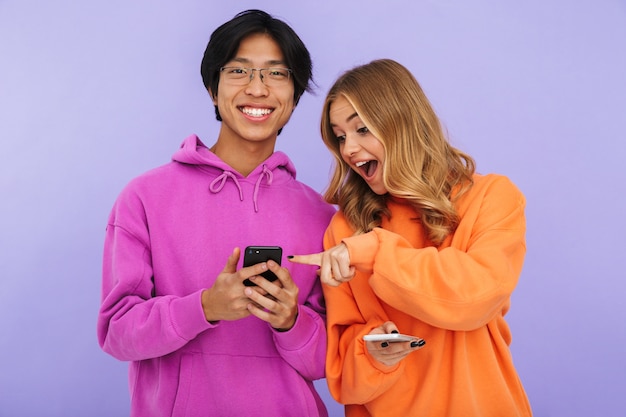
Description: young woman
290,59,532,416
97,10,334,417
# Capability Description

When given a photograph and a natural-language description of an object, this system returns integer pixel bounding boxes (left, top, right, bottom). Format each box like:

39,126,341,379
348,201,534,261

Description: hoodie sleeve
272,276,327,381
323,175,526,404
346,175,526,331
269,196,334,381
322,220,407,405
325,297,406,405
97,187,213,362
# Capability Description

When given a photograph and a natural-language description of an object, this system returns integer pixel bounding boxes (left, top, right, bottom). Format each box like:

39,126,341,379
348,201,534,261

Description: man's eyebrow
228,57,251,65
266,59,287,66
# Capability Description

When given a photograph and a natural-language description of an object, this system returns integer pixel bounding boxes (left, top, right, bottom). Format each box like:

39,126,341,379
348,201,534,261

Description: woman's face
329,95,387,195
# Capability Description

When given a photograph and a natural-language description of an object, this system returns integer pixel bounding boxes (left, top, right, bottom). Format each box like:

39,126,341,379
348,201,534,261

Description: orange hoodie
323,174,532,417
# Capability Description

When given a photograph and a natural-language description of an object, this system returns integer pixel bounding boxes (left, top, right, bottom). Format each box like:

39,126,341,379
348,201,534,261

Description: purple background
1,1,625,416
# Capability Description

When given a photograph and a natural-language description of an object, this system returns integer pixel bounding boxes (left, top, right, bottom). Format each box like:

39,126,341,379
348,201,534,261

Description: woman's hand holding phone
363,322,426,367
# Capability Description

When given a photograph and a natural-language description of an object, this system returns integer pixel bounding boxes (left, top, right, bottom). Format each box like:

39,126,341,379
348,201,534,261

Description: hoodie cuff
342,229,380,273
273,306,320,351
169,289,216,341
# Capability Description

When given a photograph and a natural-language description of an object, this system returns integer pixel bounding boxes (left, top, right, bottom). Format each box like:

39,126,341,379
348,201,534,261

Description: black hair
200,9,314,122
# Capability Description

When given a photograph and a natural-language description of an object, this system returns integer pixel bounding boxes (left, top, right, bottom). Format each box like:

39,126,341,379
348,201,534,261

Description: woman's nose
341,134,360,157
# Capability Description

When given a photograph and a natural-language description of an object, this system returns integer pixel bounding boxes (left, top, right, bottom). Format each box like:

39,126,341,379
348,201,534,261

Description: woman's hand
365,322,426,367
288,243,355,286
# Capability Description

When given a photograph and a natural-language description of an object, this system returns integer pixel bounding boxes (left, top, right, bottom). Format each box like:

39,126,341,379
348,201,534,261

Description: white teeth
242,107,272,117
355,161,369,167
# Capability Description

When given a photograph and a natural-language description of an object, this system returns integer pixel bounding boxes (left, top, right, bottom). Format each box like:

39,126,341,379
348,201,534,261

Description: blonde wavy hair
321,59,476,245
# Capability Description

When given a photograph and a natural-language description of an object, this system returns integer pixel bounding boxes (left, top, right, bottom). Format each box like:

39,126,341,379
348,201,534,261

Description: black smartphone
242,246,282,286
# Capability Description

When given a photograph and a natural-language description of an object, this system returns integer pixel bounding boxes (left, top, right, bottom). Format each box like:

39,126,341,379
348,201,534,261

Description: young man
97,10,335,417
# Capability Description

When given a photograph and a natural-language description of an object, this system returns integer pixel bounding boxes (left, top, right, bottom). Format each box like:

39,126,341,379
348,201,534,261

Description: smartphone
242,246,282,286
363,333,424,343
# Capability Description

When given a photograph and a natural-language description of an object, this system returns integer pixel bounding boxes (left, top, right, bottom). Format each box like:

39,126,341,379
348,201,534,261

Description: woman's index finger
287,253,323,267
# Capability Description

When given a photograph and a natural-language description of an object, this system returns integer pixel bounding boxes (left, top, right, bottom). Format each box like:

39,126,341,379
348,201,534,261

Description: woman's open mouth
355,160,378,179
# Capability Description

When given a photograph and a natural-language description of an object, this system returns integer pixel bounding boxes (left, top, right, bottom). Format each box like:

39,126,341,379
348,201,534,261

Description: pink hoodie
97,135,335,416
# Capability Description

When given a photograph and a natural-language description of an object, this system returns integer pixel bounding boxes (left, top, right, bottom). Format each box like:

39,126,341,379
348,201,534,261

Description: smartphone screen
242,246,282,286
363,333,423,343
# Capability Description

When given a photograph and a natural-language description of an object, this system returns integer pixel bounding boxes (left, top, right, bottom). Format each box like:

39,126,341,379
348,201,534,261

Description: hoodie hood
171,134,297,212
172,134,296,177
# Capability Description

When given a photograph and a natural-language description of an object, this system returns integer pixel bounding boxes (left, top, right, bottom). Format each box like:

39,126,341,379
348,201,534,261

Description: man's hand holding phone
200,247,269,323
241,246,299,331
242,246,282,286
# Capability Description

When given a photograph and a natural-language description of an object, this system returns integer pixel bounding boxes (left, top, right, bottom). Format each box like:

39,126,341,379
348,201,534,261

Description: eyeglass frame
219,66,293,87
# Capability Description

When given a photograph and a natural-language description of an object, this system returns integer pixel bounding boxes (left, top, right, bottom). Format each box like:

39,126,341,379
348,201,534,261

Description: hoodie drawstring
253,165,273,212
209,171,243,201
208,166,273,212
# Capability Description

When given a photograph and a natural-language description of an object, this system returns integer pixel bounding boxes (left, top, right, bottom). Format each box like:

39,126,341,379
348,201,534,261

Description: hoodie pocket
170,351,320,417
171,353,194,417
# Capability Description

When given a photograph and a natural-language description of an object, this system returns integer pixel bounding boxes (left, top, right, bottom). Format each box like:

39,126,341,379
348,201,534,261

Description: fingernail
411,340,426,348
381,342,389,348
391,330,399,334
287,255,294,259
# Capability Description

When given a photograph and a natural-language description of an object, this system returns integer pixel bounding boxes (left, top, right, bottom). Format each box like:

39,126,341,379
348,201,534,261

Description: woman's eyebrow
346,112,359,122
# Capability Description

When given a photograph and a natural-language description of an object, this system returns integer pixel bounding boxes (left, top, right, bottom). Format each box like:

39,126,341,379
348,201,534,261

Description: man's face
211,33,295,146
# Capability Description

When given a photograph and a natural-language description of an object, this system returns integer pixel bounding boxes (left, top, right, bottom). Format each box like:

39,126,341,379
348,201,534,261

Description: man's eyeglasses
220,67,292,87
